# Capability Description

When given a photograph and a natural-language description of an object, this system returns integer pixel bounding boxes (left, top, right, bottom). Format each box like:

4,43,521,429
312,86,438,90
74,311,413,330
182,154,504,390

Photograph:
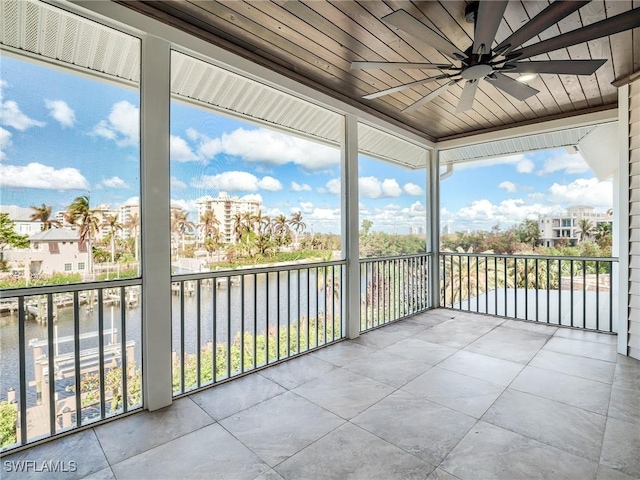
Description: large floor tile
427,469,461,480
482,389,606,461
275,423,435,480
352,390,476,465
600,417,640,478
406,310,455,327
293,369,394,419
438,350,524,387
463,326,549,364
375,320,431,338
554,328,618,345
343,350,431,388
441,421,599,480
510,366,611,415
612,356,640,389
543,337,618,362
596,465,639,480
80,467,115,480
1,430,108,480
351,328,404,350
416,318,498,349
220,391,344,467
529,349,616,384
500,319,558,336
95,397,214,464
382,338,457,365
310,341,375,366
608,385,640,424
259,354,335,390
190,373,285,420
402,366,504,418
111,423,269,479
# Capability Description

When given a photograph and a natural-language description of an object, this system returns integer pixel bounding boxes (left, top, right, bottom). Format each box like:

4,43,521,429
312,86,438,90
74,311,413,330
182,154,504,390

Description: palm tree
125,212,140,262
171,208,195,257
198,210,220,244
577,218,595,243
29,204,60,230
66,195,101,275
232,213,244,244
102,214,123,263
289,212,306,247
273,214,291,250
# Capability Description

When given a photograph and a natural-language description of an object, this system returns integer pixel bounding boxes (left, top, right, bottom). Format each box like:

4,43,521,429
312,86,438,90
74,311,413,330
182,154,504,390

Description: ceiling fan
351,1,640,114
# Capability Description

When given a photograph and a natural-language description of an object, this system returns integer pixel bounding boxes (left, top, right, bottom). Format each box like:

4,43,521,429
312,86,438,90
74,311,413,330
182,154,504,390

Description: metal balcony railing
0,279,143,452
170,260,345,396
439,252,618,332
360,253,431,332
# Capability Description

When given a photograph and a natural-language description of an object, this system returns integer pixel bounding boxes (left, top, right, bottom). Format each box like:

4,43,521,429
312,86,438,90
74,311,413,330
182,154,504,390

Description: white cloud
358,176,380,198
45,100,75,127
171,176,187,189
358,176,404,199
102,176,128,189
548,178,612,209
0,127,11,160
256,176,282,191
403,183,424,195
291,181,312,192
381,178,402,197
241,193,263,203
498,181,517,193
324,178,341,195
537,152,590,175
516,158,534,173
0,162,89,190
192,171,281,192
123,196,139,206
93,101,139,147
191,127,340,171
171,198,199,213
170,135,197,162
0,100,45,131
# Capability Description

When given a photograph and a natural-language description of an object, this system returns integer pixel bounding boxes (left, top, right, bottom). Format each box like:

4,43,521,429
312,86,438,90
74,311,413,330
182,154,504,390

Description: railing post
344,114,360,339
428,149,441,308
140,35,173,410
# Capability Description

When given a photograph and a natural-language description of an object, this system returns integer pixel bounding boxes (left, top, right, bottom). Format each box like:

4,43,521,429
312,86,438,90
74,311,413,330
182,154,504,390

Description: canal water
0,268,341,406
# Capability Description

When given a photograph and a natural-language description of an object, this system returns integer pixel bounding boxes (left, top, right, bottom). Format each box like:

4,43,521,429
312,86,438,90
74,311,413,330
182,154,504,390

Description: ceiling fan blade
489,72,539,101
505,59,607,75
382,9,466,61
508,8,640,60
473,0,508,55
494,1,589,56
456,80,479,113
351,61,453,71
403,80,459,114
363,75,448,100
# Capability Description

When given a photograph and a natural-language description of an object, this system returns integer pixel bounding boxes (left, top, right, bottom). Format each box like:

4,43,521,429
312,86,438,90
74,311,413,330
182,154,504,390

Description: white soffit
1,0,428,169
0,0,140,83
358,123,428,169
170,51,343,146
576,122,619,181
439,125,600,165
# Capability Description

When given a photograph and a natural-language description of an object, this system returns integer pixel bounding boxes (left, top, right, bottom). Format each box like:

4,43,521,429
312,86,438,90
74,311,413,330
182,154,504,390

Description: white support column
140,35,173,410
616,84,630,355
428,150,441,308
343,114,360,339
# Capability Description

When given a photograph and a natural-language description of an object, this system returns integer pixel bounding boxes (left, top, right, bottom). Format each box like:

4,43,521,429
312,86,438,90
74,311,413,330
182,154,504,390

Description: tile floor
2,309,639,480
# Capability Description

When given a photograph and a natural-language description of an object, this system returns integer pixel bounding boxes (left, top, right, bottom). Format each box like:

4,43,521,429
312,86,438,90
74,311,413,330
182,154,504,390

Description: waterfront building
538,206,612,247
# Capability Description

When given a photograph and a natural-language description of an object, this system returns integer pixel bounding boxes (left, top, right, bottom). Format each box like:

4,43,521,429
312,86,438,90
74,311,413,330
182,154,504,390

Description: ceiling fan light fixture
517,73,537,83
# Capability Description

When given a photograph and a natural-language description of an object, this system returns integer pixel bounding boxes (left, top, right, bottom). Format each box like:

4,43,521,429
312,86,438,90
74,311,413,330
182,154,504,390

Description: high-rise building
195,192,262,243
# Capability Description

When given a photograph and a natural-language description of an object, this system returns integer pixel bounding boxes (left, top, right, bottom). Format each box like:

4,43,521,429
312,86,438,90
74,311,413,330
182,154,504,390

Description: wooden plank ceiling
120,0,640,142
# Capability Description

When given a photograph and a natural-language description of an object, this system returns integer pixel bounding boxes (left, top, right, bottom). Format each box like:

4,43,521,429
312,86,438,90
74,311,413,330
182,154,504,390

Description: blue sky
0,53,612,235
